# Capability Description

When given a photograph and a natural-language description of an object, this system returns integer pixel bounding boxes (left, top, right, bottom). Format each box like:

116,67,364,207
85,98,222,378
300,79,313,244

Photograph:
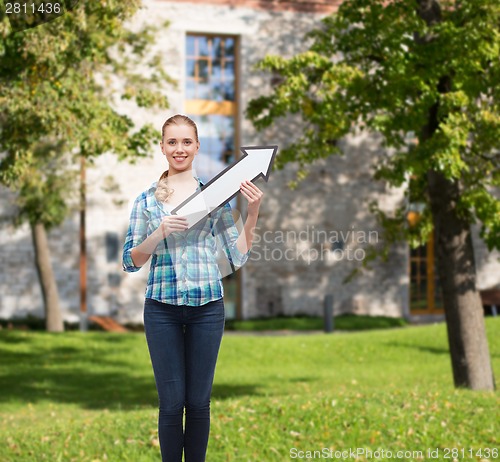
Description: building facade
0,0,498,324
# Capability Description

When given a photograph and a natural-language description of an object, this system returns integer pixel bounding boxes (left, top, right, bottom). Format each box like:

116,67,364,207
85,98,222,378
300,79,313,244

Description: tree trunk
426,171,495,390
417,0,495,391
31,221,64,332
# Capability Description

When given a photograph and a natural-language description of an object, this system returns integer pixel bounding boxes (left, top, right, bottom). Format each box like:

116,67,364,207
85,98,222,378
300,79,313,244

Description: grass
224,314,408,331
0,318,498,462
1,313,409,332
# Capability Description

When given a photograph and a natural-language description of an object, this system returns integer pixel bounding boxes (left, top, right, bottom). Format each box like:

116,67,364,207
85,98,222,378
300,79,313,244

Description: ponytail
154,170,174,203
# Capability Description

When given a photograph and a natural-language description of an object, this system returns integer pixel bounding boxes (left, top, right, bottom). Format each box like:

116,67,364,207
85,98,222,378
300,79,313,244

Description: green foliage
247,0,500,258
14,143,75,228
0,1,172,229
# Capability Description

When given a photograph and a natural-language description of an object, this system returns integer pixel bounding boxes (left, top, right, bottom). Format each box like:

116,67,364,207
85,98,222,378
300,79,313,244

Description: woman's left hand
240,180,264,217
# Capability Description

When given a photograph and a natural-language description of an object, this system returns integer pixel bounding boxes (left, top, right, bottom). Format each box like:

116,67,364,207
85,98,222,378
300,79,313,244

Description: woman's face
160,123,199,174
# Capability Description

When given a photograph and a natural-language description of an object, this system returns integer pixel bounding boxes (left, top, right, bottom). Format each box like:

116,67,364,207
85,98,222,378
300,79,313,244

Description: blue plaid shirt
122,178,250,306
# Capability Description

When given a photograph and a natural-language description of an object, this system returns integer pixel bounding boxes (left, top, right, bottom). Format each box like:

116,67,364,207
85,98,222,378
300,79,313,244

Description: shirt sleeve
213,202,251,269
122,193,148,273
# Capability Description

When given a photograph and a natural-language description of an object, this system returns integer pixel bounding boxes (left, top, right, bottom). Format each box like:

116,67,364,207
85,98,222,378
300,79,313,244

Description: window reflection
190,114,234,182
186,35,235,101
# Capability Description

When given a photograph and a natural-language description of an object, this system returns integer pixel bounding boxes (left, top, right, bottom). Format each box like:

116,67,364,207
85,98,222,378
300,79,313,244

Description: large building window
409,231,443,313
185,34,238,181
407,176,443,314
185,33,240,319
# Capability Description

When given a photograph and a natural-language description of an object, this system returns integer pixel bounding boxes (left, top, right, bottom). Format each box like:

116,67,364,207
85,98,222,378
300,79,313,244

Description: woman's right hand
158,215,189,239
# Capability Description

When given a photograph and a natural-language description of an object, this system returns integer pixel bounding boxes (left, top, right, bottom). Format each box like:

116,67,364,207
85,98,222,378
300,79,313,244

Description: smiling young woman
122,114,264,462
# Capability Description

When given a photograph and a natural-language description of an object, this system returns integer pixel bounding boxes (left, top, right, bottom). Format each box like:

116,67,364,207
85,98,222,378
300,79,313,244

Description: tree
247,0,499,390
0,1,173,331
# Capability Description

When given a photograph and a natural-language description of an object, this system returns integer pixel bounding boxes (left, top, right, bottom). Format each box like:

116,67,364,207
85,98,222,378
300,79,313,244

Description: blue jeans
143,297,225,462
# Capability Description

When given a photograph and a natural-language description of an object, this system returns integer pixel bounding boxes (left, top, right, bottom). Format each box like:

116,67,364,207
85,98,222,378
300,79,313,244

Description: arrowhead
240,145,278,182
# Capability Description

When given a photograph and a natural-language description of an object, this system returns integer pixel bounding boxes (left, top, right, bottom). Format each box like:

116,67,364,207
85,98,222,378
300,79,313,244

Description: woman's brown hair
162,114,199,145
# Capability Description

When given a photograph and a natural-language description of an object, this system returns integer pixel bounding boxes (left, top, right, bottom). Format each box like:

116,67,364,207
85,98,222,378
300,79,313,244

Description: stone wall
0,0,498,324
243,131,410,319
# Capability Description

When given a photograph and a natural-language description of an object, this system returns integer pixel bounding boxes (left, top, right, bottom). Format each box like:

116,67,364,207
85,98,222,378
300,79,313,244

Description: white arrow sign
172,145,278,228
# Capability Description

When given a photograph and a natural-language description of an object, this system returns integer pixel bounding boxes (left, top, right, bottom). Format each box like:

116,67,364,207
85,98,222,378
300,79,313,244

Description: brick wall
158,0,340,13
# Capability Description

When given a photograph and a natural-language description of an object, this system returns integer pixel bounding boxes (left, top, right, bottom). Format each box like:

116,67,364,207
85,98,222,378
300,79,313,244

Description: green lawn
1,318,499,462
224,314,408,331
1,313,408,332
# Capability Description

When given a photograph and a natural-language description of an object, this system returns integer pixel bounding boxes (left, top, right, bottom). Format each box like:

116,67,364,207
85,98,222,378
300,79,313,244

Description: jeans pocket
196,298,225,331
143,298,171,324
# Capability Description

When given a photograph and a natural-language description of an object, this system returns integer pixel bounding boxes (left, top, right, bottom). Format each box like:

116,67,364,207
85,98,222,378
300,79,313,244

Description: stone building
0,0,498,325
